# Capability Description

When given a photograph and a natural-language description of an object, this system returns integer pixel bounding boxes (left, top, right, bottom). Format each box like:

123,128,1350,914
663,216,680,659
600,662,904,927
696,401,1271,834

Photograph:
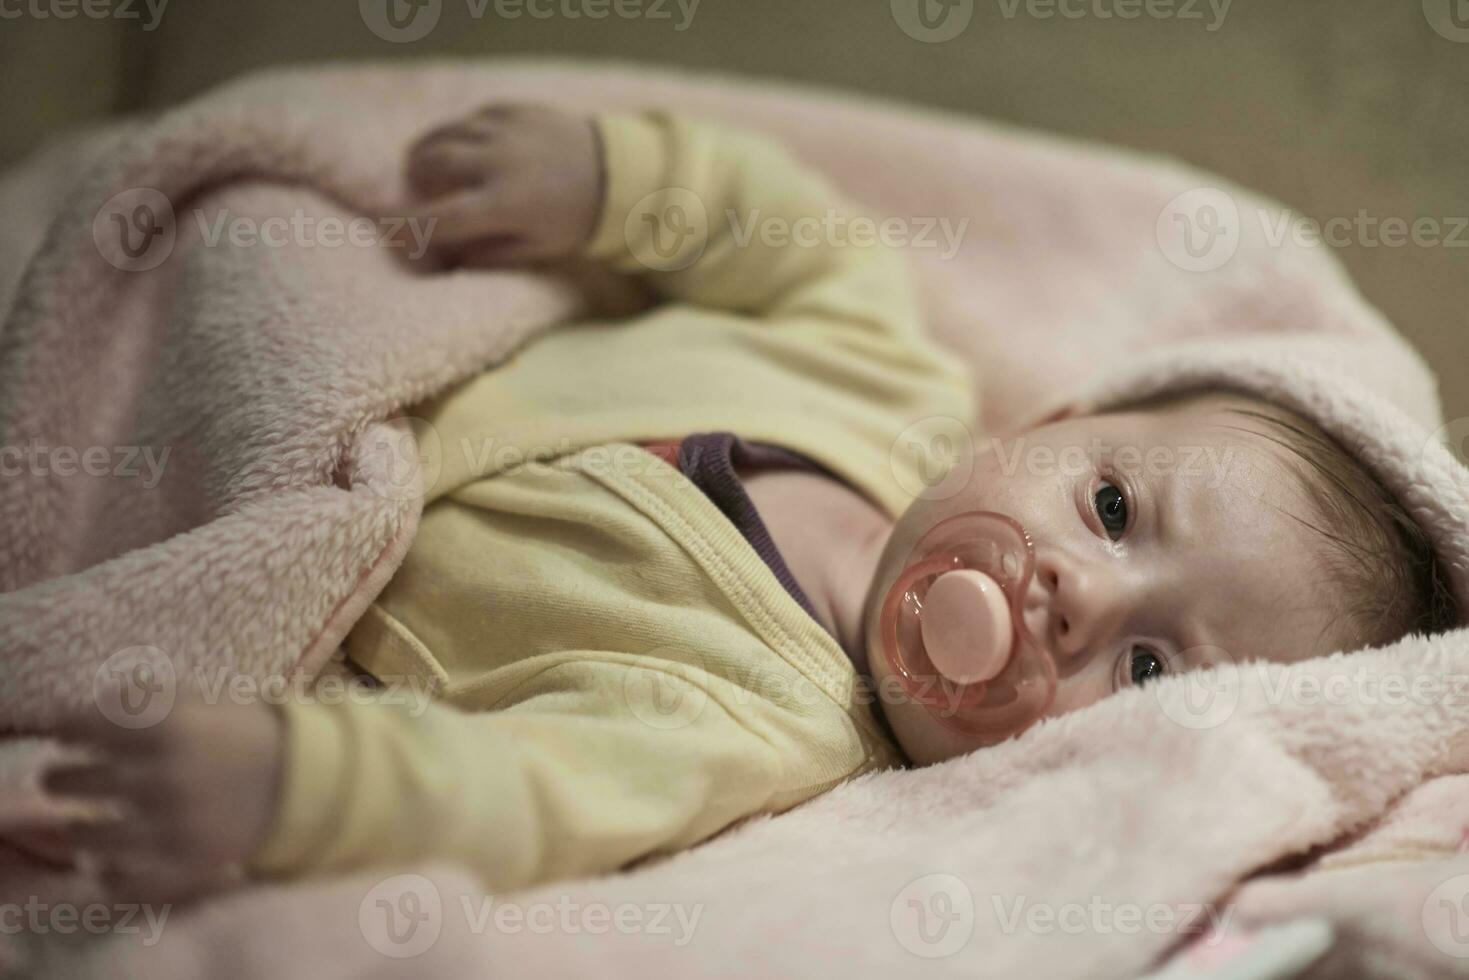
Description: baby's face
864,395,1342,765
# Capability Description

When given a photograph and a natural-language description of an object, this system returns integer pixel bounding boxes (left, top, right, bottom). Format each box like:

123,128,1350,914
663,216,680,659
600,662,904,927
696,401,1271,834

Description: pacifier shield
879,511,1058,743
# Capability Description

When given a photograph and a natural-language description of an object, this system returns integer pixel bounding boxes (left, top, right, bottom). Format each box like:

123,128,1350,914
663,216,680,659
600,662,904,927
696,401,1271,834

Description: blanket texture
2,61,1468,979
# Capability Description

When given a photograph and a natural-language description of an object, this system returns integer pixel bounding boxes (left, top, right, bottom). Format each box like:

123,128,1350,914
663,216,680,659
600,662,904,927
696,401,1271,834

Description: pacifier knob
918,569,1015,685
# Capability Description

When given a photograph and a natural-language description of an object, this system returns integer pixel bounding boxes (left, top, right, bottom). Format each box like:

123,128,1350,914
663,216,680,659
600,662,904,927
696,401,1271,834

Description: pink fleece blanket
3,61,1467,979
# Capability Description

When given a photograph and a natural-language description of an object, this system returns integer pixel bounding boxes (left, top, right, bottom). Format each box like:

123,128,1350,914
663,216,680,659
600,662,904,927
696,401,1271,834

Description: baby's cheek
1046,660,1120,719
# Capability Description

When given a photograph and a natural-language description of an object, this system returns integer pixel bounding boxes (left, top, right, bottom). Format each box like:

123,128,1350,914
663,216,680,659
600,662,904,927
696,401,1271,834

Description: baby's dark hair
1123,388,1459,650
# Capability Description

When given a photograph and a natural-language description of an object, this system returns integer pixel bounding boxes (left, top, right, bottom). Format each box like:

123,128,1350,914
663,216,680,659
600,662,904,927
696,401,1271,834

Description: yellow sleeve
247,660,787,891
588,112,924,345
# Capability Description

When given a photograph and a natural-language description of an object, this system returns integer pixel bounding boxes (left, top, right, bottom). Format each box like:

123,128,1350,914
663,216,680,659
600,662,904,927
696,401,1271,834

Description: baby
30,104,1456,901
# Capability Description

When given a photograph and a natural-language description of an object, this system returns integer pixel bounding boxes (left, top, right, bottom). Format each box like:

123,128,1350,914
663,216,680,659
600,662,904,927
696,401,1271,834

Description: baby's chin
860,626,982,766
880,690,978,766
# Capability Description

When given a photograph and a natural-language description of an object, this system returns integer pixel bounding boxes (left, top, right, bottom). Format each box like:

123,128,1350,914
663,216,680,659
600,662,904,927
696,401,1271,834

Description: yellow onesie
247,111,974,891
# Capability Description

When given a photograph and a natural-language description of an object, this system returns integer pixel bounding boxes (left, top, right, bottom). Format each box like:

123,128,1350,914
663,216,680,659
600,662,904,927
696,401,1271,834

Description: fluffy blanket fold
2,60,1467,979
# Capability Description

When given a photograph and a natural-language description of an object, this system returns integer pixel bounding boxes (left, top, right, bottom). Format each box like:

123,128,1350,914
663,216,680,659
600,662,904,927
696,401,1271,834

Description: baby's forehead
1082,402,1304,494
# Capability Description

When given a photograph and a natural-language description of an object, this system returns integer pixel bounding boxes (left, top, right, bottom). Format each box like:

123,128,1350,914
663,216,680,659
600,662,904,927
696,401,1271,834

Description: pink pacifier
879,512,1058,744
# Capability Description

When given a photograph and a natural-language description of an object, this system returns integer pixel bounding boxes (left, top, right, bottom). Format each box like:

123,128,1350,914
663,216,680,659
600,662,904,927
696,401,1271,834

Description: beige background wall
2,0,1465,421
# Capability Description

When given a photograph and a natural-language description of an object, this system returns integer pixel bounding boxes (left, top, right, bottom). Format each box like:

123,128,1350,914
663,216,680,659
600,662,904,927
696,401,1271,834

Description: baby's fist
405,103,603,266
27,697,284,905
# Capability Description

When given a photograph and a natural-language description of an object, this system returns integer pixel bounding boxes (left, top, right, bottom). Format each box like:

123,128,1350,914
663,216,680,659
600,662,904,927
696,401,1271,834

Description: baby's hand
404,103,603,266
29,696,284,904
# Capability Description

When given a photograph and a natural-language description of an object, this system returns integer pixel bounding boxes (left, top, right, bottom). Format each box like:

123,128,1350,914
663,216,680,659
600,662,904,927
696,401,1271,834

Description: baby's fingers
58,810,155,859
3,825,82,867
407,135,495,198
3,800,150,870
42,755,138,802
409,104,519,154
398,188,520,259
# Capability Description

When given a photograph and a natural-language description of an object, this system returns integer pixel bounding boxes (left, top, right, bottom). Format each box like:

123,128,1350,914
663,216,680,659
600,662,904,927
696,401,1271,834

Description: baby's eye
1094,482,1128,540
1129,647,1166,686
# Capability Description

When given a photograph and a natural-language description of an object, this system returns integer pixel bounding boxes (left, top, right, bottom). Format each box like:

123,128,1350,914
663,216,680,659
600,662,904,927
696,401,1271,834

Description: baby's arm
247,668,788,889
587,112,922,338
23,698,283,903
407,104,928,346
33,662,790,897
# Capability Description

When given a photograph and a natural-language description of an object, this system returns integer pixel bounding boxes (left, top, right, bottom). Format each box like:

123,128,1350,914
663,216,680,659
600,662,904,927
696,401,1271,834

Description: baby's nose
1029,552,1127,658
